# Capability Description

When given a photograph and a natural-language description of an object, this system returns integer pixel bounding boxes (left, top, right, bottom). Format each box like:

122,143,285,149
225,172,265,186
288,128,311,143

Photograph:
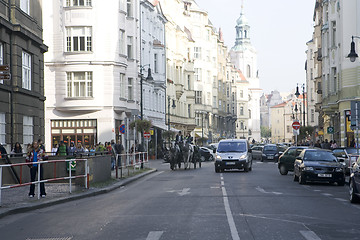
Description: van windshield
217,142,247,153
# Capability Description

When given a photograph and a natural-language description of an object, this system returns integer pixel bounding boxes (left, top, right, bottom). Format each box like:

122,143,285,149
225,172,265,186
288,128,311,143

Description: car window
287,148,296,156
217,142,247,153
333,149,346,157
304,151,337,161
295,149,303,157
264,145,277,151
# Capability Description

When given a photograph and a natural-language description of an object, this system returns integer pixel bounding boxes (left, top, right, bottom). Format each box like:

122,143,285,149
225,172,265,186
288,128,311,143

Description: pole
356,102,359,155
140,69,143,120
303,85,306,127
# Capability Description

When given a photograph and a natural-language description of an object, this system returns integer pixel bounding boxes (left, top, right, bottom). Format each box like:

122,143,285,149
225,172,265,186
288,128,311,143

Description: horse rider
185,133,193,144
175,131,183,144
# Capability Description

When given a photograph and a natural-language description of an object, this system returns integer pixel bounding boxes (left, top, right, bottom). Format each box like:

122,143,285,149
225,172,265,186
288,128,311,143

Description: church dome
236,13,249,26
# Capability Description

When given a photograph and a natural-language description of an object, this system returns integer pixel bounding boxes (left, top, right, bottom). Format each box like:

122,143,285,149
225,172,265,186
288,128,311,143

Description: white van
214,139,252,172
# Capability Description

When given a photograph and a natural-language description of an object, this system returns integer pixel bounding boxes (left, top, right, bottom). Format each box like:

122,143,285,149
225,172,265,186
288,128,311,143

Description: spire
241,0,244,15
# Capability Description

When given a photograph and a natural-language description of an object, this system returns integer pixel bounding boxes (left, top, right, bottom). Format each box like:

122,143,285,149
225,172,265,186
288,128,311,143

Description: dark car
277,146,308,175
349,157,360,203
261,144,280,162
251,145,263,160
293,149,345,185
332,147,358,174
199,147,214,161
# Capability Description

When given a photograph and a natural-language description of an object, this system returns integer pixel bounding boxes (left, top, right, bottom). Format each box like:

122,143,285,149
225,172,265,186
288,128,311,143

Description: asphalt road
0,160,360,240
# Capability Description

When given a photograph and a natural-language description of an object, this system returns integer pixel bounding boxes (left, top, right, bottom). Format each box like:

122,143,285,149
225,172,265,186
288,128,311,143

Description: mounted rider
185,133,193,144
175,131,183,144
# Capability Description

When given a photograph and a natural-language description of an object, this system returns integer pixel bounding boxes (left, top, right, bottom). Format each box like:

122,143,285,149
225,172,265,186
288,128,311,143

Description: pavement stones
0,164,159,219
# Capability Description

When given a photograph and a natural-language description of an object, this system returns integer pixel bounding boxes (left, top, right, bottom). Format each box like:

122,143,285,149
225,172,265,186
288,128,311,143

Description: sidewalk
0,160,165,219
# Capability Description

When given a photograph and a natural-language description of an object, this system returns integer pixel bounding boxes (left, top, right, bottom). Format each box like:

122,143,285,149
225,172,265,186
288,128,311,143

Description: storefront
51,119,97,149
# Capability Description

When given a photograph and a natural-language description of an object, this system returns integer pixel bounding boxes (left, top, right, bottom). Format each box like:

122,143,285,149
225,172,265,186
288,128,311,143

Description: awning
152,120,169,131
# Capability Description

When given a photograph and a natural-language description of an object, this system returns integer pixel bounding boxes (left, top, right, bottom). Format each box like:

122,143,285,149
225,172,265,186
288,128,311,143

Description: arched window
244,30,247,38
247,65,251,78
248,109,252,119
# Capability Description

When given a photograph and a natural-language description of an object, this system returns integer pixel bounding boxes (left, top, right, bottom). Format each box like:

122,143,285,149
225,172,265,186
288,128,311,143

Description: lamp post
347,36,360,62
139,65,153,120
295,83,306,126
167,96,176,130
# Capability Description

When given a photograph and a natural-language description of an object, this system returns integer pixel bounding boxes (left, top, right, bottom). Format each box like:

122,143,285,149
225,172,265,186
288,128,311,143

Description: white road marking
256,186,283,195
220,176,240,240
166,188,190,196
334,198,348,202
313,190,321,192
146,231,164,240
321,193,333,197
300,230,321,240
221,181,225,186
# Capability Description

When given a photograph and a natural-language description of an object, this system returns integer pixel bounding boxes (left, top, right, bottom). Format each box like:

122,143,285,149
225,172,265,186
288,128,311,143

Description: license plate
318,174,332,177
226,162,235,165
267,156,274,159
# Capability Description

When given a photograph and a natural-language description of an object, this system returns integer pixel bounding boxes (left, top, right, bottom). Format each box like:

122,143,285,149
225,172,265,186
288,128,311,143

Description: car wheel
350,180,359,203
215,167,220,173
293,172,299,181
299,172,306,185
201,156,205,162
249,161,252,171
279,165,288,175
244,164,249,172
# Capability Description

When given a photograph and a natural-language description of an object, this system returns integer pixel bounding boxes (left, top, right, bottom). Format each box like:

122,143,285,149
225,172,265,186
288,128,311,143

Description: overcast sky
194,0,315,94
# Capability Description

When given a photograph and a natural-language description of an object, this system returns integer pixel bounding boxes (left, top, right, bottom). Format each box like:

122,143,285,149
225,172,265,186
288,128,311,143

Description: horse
169,141,181,170
181,141,194,170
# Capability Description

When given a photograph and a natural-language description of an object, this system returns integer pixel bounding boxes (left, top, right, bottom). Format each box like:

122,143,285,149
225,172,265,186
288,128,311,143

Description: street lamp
167,96,176,131
347,36,360,62
295,83,306,126
139,65,153,120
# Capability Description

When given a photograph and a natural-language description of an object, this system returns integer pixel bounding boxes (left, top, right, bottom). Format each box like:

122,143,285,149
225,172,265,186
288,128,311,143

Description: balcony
175,83,184,99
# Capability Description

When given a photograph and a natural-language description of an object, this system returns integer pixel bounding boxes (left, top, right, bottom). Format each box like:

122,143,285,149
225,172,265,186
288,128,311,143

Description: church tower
230,2,262,142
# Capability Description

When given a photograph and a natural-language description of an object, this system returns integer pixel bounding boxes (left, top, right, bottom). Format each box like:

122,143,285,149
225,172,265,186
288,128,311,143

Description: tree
129,119,152,133
261,126,271,138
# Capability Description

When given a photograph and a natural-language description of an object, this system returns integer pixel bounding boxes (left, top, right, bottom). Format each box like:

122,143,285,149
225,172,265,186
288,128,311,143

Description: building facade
0,0,47,152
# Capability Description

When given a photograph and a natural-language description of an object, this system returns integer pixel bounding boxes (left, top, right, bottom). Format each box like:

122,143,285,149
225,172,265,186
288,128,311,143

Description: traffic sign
292,121,301,130
0,73,10,80
0,65,10,72
143,131,151,139
327,127,334,134
119,124,125,134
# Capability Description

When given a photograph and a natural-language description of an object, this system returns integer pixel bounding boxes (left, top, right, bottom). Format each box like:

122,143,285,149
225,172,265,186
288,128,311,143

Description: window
240,107,244,115
119,30,125,55
332,67,337,92
23,116,33,145
127,36,133,59
20,0,30,14
249,109,252,118
194,68,202,81
128,78,133,100
247,65,251,78
66,27,92,52
0,42,3,84
120,73,126,98
240,90,243,98
66,72,93,98
188,105,191,118
194,47,201,59
22,51,31,90
311,109,315,123
0,113,5,144
195,113,200,126
195,91,202,104
332,21,336,47
187,75,191,90
127,0,133,17
154,54,158,73
213,96,217,108
66,0,92,6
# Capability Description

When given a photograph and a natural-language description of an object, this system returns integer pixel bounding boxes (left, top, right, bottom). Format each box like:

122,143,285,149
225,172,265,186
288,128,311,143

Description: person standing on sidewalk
26,141,46,198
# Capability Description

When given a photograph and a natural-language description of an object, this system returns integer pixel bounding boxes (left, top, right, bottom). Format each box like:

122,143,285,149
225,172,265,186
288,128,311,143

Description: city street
0,160,360,240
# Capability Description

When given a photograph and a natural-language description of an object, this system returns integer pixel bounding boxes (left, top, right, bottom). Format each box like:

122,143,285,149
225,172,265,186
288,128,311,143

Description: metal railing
0,159,89,206
114,152,149,179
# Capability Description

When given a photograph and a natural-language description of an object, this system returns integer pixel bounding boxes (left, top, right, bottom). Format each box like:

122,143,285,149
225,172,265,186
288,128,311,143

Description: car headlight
262,154,266,157
335,167,343,172
239,154,246,160
216,155,222,161
275,153,279,157
303,166,314,171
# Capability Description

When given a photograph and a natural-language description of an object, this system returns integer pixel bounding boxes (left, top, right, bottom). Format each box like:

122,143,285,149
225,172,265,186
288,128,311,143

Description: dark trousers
29,165,46,196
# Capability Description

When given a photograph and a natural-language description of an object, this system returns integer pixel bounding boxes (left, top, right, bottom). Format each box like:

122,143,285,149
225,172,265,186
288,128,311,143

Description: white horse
182,142,194,170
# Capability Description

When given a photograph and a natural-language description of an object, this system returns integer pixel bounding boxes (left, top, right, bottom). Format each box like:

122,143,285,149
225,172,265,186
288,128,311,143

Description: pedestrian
38,139,46,152
176,131,183,143
76,142,85,157
57,141,68,156
51,144,58,156
68,142,76,156
11,142,23,157
314,140,321,148
331,140,337,149
323,139,331,149
26,141,46,198
0,143,8,160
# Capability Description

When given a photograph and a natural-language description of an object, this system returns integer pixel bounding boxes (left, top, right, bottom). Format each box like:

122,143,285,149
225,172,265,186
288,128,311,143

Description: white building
43,0,163,152
230,6,261,141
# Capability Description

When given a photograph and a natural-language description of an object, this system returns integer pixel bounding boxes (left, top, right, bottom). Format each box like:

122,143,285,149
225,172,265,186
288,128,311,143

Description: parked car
261,144,280,162
214,139,252,172
349,157,360,203
293,149,345,185
199,147,214,161
277,146,308,175
332,147,358,174
251,145,263,160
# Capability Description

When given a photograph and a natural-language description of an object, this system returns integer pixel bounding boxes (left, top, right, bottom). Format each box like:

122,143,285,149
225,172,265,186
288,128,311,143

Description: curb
0,168,157,219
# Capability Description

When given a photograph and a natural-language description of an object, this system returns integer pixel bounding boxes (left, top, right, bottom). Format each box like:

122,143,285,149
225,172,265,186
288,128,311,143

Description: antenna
241,0,244,14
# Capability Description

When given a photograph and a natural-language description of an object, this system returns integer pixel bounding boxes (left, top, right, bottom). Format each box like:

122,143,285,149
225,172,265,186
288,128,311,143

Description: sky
194,0,315,94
